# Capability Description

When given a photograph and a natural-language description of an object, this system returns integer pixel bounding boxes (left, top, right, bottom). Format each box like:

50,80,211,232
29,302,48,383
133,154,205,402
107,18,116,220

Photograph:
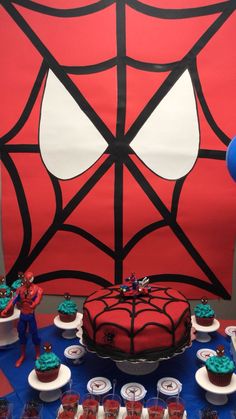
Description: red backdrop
0,0,236,298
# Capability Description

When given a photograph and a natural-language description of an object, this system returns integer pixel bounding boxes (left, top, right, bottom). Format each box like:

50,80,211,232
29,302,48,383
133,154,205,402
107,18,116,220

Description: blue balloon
226,136,236,182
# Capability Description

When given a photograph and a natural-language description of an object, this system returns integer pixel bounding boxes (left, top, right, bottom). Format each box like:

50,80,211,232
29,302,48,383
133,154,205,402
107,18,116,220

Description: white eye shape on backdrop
39,70,107,180
132,70,200,180
40,69,199,181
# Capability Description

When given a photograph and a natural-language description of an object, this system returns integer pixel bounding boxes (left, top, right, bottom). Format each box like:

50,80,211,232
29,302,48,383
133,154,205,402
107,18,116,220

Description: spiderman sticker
0,0,236,298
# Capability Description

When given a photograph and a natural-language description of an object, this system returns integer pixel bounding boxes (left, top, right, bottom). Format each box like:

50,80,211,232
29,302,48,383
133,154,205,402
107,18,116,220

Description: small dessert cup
81,393,99,417
61,390,80,414
20,400,42,418
122,412,143,419
125,400,143,417
0,398,12,419
102,394,122,419
167,396,185,418
146,397,166,419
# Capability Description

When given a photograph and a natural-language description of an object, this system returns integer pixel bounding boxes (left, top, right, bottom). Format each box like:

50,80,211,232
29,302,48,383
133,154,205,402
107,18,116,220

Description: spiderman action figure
2,271,43,367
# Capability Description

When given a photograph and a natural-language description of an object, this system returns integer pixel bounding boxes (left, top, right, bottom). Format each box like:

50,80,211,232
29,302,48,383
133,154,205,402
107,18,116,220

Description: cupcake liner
206,368,233,386
59,312,77,322
195,316,214,326
36,365,60,382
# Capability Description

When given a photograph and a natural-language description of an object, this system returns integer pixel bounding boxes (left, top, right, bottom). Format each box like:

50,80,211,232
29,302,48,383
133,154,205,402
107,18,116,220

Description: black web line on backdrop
0,0,233,296
190,60,231,146
8,0,234,17
125,156,230,299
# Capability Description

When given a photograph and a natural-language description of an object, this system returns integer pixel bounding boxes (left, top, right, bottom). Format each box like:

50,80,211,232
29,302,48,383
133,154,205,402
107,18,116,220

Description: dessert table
0,315,235,418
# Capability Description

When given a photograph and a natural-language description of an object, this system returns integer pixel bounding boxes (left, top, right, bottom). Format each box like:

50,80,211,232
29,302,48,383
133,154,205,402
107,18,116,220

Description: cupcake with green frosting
58,293,77,323
0,275,11,298
35,343,61,382
11,272,24,293
194,296,215,326
0,289,13,318
206,345,235,386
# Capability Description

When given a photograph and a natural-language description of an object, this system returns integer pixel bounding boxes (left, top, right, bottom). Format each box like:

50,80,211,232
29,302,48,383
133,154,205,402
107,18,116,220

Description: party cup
103,394,122,419
167,396,185,418
81,393,99,417
61,390,80,414
146,397,166,419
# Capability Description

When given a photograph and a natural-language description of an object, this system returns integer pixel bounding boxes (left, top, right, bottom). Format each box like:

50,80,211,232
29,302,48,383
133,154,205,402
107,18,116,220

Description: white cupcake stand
0,308,20,346
195,367,236,405
54,313,83,339
28,364,71,402
191,315,220,343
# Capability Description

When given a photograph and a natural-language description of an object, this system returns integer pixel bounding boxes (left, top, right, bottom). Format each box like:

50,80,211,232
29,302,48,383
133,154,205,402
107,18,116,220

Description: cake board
54,313,83,339
191,315,220,342
0,308,20,346
195,367,236,405
115,360,159,375
28,364,71,402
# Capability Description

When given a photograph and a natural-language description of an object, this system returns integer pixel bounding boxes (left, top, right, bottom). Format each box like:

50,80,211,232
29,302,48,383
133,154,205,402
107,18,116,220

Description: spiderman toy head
23,271,34,288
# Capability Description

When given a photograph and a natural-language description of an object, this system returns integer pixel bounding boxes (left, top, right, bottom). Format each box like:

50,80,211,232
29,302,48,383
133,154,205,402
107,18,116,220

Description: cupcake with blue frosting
206,345,235,386
0,275,11,298
11,272,24,293
58,293,77,323
194,296,215,326
0,288,13,318
35,342,61,382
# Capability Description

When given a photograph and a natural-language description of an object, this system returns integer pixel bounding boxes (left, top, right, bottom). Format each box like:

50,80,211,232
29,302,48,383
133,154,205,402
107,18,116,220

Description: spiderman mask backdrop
0,0,236,298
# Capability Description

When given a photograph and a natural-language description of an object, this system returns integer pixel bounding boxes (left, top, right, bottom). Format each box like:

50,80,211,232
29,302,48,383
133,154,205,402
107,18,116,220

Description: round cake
82,282,192,361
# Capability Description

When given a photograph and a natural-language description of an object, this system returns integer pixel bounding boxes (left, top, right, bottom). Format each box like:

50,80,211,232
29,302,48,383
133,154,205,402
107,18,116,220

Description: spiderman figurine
2,271,43,367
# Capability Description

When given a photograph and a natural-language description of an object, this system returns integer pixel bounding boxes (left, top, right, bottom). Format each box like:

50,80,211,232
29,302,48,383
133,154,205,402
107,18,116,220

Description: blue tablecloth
0,324,235,418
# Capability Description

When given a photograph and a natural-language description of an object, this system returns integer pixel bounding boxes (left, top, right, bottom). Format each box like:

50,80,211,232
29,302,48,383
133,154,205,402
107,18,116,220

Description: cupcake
0,276,11,298
11,272,24,293
35,343,61,382
194,297,215,326
0,288,13,318
58,293,77,323
205,345,235,386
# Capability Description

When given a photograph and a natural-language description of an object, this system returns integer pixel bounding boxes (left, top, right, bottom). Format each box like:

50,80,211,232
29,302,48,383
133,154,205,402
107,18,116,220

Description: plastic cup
81,393,99,416
122,412,143,419
167,396,185,418
61,390,80,414
125,400,143,417
102,394,122,418
146,397,166,419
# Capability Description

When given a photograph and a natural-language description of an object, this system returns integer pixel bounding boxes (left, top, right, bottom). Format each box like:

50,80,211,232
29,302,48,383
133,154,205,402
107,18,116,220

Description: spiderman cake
82,275,192,361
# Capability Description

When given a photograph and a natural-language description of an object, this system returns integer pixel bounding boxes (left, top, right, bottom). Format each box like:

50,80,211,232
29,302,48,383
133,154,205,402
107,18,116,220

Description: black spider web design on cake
0,0,235,298
82,285,192,360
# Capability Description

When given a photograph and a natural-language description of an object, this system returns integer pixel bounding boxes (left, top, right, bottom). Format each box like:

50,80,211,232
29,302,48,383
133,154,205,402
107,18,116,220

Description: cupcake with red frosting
194,297,215,326
35,343,61,382
205,345,235,386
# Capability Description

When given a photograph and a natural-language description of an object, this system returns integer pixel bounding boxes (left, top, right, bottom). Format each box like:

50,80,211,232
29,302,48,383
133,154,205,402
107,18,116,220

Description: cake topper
119,273,151,297
201,296,208,305
216,345,225,357
1,271,43,367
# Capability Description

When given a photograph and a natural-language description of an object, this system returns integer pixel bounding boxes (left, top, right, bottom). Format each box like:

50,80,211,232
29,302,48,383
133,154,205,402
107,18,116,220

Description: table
0,308,20,346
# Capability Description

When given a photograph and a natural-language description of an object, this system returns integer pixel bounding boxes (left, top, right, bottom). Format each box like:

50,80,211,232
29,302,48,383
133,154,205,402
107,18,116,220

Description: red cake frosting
82,284,192,361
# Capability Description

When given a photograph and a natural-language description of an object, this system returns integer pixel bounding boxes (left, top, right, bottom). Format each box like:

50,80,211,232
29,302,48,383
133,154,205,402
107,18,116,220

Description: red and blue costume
2,271,43,367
